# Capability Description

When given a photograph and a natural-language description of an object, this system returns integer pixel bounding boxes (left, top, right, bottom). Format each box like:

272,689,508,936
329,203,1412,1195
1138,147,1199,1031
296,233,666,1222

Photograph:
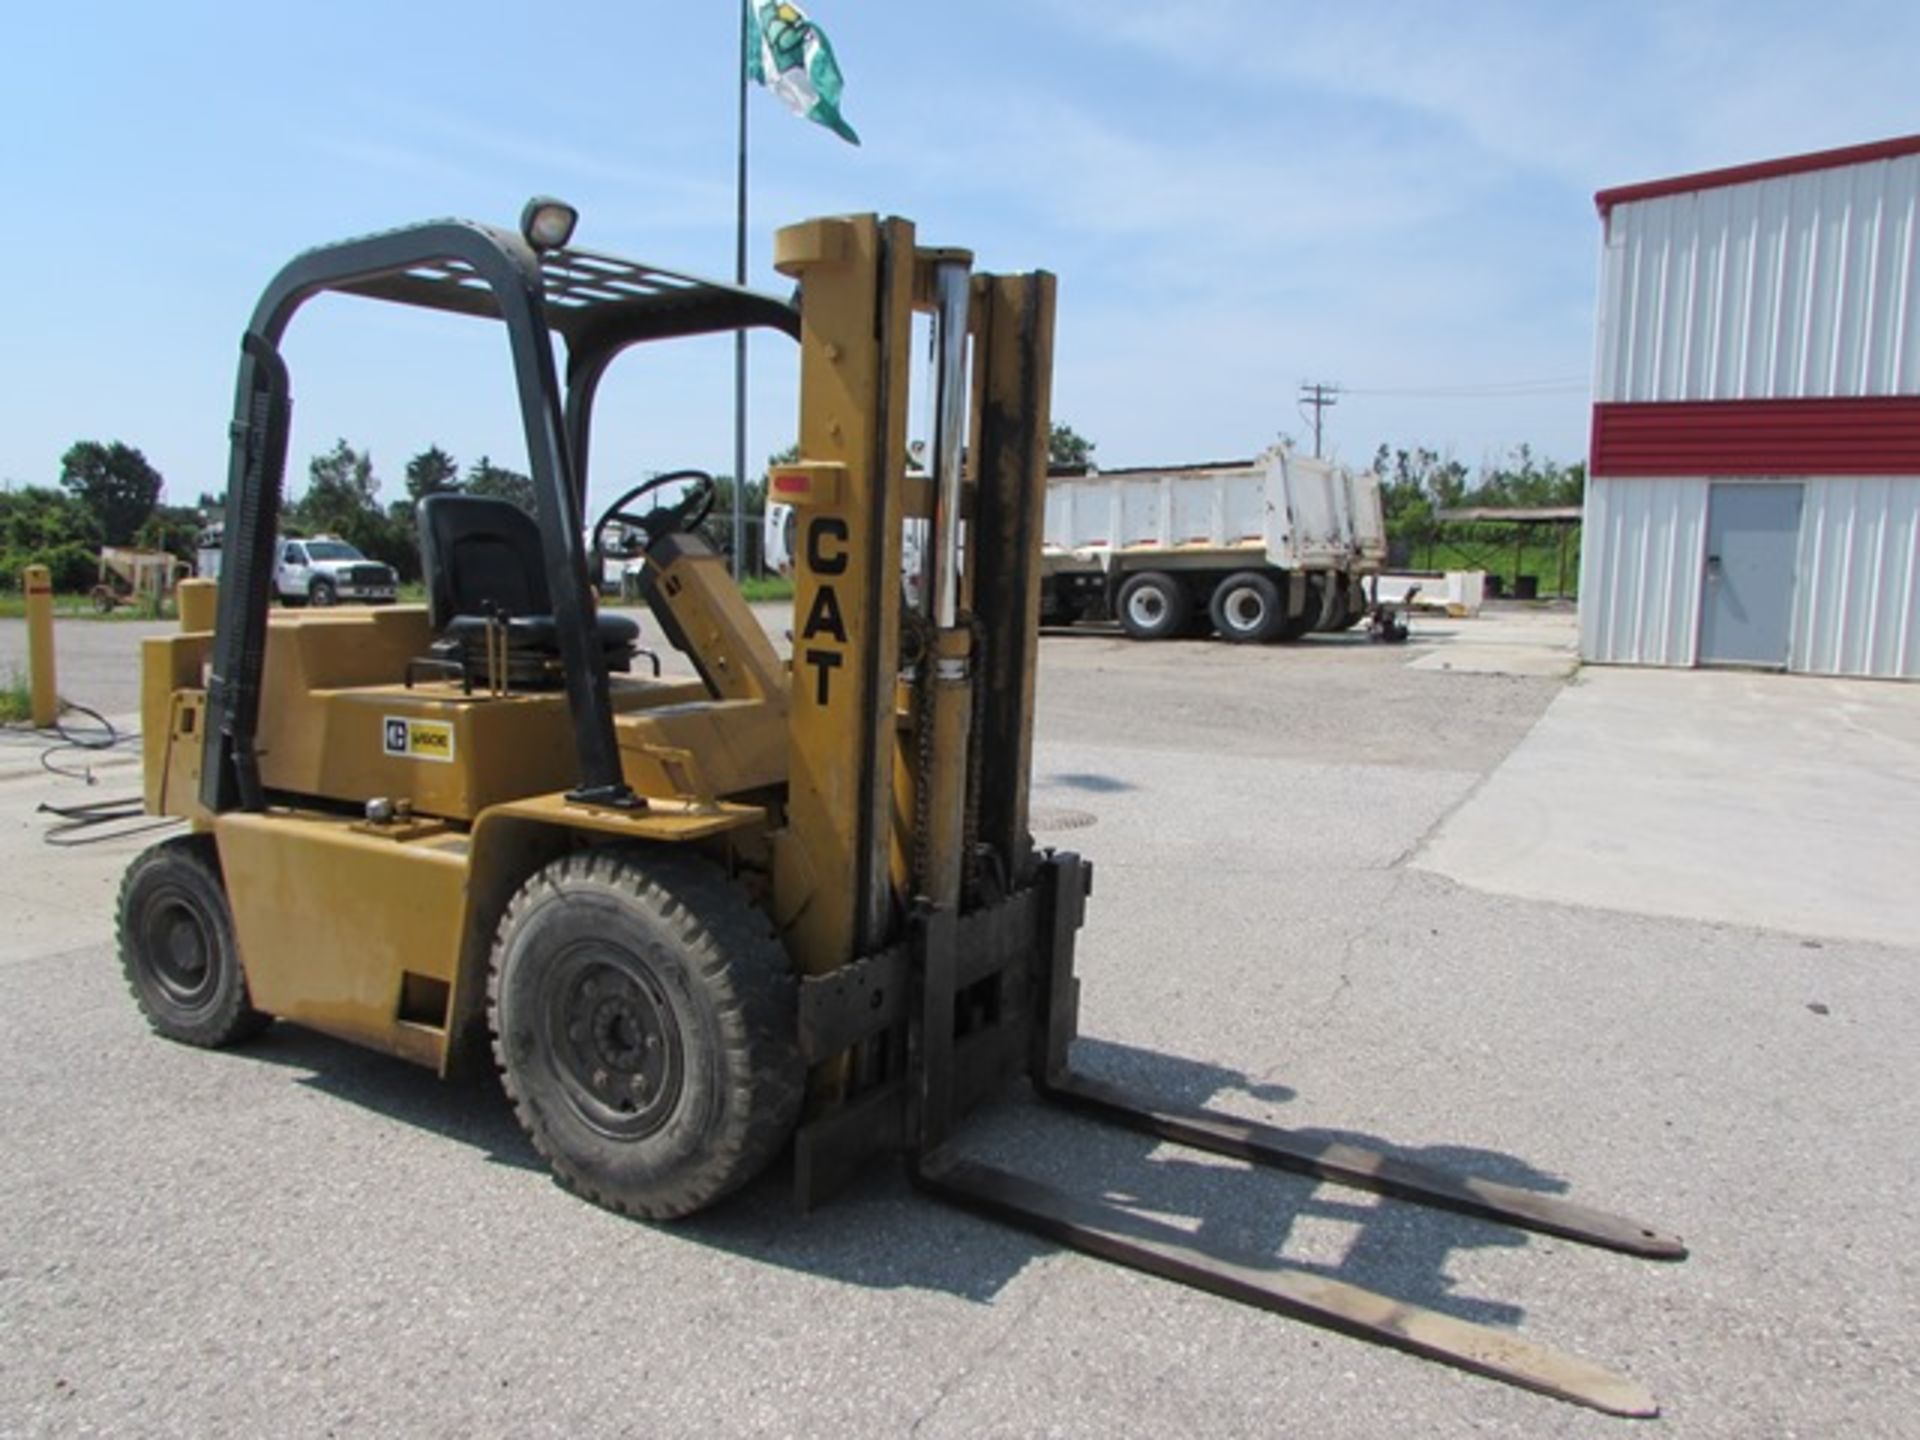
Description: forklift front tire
117,835,270,1048
488,848,803,1220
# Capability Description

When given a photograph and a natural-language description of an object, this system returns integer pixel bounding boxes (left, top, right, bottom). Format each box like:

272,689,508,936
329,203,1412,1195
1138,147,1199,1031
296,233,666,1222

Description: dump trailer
1041,447,1387,642
121,200,1681,1416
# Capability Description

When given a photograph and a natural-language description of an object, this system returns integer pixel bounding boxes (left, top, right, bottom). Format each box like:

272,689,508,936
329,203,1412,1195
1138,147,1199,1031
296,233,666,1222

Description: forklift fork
900,853,1684,1418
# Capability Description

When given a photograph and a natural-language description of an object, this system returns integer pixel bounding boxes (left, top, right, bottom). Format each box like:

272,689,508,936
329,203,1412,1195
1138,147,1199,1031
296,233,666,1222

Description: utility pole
732,0,751,579
1298,381,1340,459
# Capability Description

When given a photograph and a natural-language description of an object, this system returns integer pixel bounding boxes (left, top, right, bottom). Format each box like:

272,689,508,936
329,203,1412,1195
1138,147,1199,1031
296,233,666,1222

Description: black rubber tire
1115,571,1191,641
1208,571,1285,643
1274,577,1322,642
1276,609,1319,641
308,578,337,607
117,835,270,1048
489,847,803,1220
1312,579,1365,633
1039,585,1081,626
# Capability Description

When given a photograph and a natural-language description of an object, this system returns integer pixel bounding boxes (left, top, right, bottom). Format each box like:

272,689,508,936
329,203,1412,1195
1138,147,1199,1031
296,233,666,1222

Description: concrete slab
1404,606,1580,679
1412,666,1920,947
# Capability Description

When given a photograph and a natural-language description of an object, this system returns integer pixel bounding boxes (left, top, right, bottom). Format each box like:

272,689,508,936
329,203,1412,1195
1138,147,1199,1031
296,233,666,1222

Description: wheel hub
146,898,214,1005
1226,589,1265,627
550,952,684,1138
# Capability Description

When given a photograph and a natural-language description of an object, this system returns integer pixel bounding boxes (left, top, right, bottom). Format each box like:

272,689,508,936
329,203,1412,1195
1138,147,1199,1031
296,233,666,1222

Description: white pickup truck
196,528,397,606
273,536,398,606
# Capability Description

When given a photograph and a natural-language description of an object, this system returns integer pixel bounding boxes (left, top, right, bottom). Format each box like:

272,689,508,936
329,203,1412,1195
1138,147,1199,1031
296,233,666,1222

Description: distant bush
0,541,98,594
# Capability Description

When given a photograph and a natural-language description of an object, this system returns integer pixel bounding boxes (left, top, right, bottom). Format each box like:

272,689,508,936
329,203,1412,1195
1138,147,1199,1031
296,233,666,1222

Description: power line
1343,376,1589,398
1297,381,1339,458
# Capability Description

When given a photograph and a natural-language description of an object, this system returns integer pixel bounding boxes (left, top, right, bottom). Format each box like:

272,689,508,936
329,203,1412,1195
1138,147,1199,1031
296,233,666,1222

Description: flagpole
731,0,750,579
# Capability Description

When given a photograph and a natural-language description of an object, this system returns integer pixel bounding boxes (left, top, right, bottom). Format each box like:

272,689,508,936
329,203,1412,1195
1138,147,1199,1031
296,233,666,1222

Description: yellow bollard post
23,563,58,729
176,577,217,634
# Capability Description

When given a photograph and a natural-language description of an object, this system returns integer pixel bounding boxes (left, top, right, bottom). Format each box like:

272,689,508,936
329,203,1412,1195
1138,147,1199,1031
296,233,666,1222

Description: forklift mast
767,217,1054,987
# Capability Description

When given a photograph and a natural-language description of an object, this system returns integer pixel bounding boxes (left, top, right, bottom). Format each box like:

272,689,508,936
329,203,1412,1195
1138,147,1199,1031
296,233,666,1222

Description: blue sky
3,1,1916,514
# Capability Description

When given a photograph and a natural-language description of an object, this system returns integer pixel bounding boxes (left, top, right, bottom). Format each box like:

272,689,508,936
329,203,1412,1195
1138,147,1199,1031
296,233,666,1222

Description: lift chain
904,610,936,899
961,613,989,908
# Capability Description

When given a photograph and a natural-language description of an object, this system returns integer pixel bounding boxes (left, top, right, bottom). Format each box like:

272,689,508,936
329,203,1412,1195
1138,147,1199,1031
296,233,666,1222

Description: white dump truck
1040,446,1386,641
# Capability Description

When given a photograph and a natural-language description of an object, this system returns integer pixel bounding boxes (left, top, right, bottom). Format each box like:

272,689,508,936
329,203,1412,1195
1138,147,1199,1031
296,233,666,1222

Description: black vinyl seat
417,494,638,687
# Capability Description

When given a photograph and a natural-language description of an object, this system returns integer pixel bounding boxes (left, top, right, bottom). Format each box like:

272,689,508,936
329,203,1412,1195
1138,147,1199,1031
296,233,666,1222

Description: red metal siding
1590,398,1920,477
1594,134,1920,215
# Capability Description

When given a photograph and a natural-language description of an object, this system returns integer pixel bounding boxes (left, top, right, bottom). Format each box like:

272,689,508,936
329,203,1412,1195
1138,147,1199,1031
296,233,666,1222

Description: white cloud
1048,0,1920,188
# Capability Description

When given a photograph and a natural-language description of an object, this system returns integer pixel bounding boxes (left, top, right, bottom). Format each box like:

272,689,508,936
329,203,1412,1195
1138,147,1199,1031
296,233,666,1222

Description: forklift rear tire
117,835,270,1048
489,848,803,1220
1208,572,1284,643
1115,572,1190,640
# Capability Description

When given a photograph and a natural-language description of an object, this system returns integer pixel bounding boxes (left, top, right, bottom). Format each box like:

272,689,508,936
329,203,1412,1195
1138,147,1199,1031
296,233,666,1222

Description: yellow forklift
122,200,1682,1416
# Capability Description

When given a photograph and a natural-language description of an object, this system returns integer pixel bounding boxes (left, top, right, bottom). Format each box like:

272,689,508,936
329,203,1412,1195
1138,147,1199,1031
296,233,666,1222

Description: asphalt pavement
1,607,1914,1437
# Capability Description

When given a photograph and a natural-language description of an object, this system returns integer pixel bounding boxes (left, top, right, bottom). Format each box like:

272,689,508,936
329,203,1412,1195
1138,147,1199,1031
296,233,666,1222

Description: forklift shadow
243,1023,545,1174
686,1037,1577,1327
238,1025,1572,1326
1036,1036,1563,1328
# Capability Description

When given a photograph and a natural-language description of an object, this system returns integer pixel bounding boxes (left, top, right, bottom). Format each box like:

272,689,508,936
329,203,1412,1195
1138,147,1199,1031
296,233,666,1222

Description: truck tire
489,847,803,1220
1209,571,1284,643
1115,572,1190,641
1039,584,1081,626
1274,577,1322,642
117,835,271,1048
308,578,337,607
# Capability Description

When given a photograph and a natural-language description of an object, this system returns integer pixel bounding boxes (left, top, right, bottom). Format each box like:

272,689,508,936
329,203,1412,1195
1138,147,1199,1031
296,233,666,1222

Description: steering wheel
591,469,717,564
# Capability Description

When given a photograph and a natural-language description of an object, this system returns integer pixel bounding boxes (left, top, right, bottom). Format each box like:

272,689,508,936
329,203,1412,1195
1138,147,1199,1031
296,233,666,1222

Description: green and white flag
746,2,860,146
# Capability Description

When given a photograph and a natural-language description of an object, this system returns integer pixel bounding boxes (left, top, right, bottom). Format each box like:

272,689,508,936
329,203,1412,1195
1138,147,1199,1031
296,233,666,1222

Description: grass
0,592,174,620
0,665,30,724
737,574,794,603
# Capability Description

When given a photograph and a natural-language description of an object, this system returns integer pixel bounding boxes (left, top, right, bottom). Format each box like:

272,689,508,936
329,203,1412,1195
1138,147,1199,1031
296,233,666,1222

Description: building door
1698,482,1802,668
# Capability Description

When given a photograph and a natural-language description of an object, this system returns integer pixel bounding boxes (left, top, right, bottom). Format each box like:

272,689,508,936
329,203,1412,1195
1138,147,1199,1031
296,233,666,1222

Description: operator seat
417,494,638,687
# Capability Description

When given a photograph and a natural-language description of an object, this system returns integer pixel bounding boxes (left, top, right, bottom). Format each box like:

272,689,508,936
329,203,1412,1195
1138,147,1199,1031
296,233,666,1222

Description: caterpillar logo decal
799,515,849,705
382,716,455,763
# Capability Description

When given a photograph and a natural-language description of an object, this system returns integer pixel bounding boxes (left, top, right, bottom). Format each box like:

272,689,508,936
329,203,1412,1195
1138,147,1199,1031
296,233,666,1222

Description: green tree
465,455,537,513
1473,445,1585,508
1371,444,1470,562
0,486,101,592
1049,423,1096,468
134,504,204,563
295,439,379,536
404,445,461,505
59,440,163,544
284,440,422,582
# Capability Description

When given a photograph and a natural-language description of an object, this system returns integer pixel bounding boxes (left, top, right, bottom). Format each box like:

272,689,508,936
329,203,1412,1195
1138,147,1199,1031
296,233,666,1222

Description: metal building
1580,136,1920,679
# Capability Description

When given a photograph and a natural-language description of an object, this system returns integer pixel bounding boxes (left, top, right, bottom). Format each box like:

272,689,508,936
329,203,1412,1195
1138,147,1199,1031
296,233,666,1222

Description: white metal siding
1579,477,1709,666
1597,155,1920,403
1791,477,1920,677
